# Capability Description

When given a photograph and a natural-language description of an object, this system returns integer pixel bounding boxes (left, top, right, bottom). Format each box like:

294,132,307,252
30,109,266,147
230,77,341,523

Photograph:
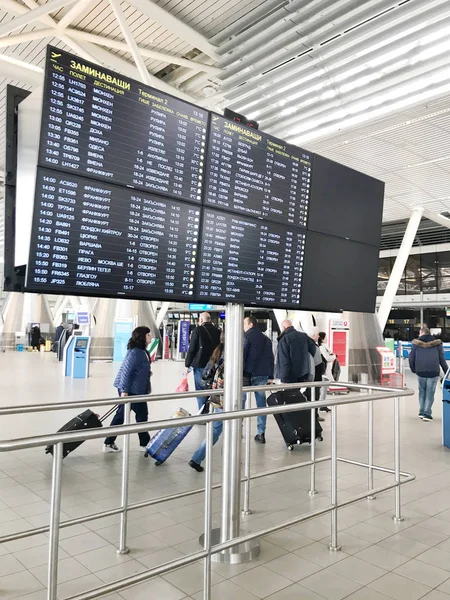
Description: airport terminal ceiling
0,0,450,247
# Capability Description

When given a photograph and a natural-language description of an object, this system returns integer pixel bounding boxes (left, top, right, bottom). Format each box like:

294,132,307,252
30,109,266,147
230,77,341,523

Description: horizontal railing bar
65,549,208,600
0,388,413,452
0,381,411,416
0,454,332,544
248,455,331,482
212,474,416,553
65,474,417,600
337,456,412,477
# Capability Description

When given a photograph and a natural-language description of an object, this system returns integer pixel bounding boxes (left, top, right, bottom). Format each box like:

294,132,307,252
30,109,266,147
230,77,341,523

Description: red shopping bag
176,373,189,393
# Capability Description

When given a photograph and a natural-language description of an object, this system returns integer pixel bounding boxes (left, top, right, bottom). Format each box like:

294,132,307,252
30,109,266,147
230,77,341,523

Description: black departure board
26,168,200,300
196,208,306,307
38,47,208,203
205,114,312,227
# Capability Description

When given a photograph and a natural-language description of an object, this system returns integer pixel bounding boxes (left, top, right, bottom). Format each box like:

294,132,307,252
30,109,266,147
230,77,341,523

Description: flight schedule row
205,115,312,228
38,47,208,204
26,169,200,300
196,209,305,306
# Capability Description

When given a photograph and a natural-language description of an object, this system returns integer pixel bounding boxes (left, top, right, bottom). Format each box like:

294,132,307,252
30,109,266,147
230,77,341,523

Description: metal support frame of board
4,84,31,293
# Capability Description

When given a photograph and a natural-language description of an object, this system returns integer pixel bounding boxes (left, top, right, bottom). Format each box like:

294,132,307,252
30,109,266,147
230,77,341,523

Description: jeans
193,367,208,411
105,394,150,447
242,375,269,434
418,375,439,418
191,407,223,464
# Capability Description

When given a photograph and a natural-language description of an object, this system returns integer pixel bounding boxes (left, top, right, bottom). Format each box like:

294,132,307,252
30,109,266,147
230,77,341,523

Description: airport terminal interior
2,0,450,599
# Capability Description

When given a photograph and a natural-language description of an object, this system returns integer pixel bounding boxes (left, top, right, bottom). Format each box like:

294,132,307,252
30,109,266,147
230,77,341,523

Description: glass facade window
421,252,437,293
377,257,392,294
405,255,421,293
437,251,450,293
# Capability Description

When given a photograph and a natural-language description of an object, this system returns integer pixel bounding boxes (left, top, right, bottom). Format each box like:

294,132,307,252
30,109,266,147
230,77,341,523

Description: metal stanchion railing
367,389,376,500
309,402,317,496
48,442,63,600
0,383,414,600
203,422,214,600
393,395,404,522
242,392,252,516
329,404,340,552
117,403,131,555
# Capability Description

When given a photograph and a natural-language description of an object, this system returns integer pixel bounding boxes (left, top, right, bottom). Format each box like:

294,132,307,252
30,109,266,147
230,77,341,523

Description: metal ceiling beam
57,0,95,29
0,0,77,37
80,41,198,102
126,0,219,60
423,212,450,230
0,54,42,85
108,0,151,86
0,29,54,48
67,29,220,74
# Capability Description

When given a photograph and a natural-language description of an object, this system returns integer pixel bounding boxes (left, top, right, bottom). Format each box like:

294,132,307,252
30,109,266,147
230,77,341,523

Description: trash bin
442,369,450,448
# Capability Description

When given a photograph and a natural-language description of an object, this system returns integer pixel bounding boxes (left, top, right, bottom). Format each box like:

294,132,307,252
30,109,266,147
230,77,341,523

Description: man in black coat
242,316,274,444
276,320,316,383
409,326,448,421
185,312,221,412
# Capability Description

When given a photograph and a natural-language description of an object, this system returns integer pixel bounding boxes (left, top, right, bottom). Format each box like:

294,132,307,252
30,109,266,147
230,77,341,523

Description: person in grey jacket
276,320,316,383
409,327,448,421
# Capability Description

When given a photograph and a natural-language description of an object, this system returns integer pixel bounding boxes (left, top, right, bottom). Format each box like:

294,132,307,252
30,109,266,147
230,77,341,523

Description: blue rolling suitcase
145,408,192,465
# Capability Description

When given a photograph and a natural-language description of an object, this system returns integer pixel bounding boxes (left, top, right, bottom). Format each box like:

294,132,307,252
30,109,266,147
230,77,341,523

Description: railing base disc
199,528,261,564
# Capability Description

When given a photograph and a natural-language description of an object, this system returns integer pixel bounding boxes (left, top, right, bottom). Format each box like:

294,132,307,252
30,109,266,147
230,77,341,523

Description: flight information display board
26,168,200,300
38,47,208,203
196,208,306,307
205,114,312,227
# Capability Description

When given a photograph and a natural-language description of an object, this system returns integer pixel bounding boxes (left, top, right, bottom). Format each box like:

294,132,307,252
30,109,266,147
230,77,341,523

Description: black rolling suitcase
267,389,323,451
45,406,117,459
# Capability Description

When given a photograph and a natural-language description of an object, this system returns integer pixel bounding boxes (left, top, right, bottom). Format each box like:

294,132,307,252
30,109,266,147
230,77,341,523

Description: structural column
378,206,424,331
221,302,244,542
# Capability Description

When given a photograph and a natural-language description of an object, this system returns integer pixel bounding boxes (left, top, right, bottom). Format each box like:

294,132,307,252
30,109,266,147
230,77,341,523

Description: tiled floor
1,352,450,599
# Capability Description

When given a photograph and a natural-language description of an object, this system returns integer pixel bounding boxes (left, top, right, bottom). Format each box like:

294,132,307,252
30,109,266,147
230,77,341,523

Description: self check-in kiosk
63,333,91,378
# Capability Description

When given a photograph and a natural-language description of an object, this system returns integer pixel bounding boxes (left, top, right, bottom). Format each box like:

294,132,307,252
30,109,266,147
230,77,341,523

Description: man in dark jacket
276,320,317,383
409,327,448,421
185,312,221,411
242,316,274,444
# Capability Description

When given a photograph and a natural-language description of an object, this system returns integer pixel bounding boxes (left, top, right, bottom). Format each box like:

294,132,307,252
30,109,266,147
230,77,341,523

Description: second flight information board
196,208,305,307
26,168,200,300
39,47,208,204
205,114,312,227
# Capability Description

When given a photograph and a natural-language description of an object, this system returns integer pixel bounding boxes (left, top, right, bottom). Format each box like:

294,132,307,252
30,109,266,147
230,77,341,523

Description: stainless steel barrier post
117,403,131,554
329,405,341,551
48,442,63,600
367,389,376,500
203,422,214,600
242,411,252,516
309,402,317,496
393,396,404,522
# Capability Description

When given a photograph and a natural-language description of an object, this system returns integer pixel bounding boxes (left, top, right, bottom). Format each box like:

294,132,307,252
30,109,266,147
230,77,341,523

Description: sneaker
140,446,148,452
422,416,433,421
254,433,266,444
189,460,204,473
318,416,325,422
103,443,120,453
320,407,331,413
418,414,424,419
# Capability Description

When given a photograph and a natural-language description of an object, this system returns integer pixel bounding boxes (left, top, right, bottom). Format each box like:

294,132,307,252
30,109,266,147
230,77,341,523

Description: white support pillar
377,206,424,331
156,302,170,328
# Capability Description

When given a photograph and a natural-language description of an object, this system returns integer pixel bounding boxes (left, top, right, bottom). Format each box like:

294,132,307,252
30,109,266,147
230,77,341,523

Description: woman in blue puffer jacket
103,326,152,453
